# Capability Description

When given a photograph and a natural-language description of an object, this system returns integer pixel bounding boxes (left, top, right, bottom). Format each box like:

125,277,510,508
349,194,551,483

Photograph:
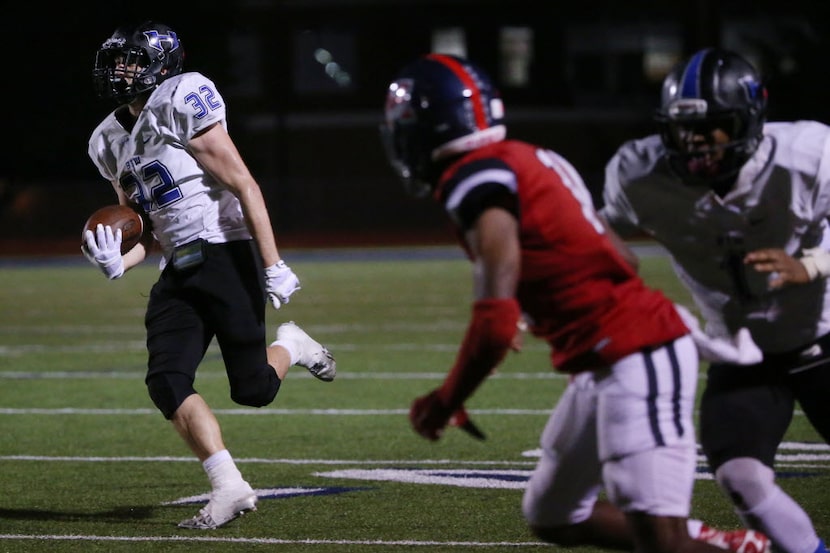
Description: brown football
82,204,144,255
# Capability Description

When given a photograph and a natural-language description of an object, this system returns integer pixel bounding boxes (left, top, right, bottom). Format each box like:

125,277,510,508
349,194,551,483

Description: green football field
0,247,827,552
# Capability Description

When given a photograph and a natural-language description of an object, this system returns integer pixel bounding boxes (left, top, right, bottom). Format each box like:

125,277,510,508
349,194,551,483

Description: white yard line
0,534,550,547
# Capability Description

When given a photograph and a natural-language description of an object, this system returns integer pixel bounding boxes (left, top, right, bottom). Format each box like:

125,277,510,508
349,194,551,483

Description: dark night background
3,0,829,253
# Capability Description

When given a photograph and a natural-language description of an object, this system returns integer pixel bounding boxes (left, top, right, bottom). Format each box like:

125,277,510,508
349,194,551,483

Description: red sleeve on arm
436,298,521,410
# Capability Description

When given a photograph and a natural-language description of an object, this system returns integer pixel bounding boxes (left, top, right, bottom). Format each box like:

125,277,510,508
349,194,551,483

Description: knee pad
715,457,776,510
228,367,281,408
146,372,196,420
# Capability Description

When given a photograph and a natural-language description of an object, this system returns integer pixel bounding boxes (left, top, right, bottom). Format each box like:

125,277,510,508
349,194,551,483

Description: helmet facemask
93,46,155,103
92,22,184,105
380,77,436,198
379,120,433,199
658,106,759,191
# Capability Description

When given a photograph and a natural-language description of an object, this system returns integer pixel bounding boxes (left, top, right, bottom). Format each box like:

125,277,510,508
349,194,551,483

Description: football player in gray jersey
601,48,830,553
84,21,336,529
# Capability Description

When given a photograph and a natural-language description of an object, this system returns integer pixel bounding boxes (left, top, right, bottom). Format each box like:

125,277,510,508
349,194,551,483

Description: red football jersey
436,140,688,372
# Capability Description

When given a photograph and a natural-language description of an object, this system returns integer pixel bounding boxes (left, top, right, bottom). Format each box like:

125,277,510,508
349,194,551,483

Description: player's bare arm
744,248,811,289
466,207,524,352
466,207,521,300
409,206,523,441
188,122,281,267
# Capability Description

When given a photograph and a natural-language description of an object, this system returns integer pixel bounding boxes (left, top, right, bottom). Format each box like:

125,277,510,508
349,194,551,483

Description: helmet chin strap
684,148,718,172
667,131,762,196
667,150,742,196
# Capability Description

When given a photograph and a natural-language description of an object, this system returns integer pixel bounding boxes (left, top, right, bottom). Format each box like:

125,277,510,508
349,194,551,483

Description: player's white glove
264,260,300,309
82,224,125,280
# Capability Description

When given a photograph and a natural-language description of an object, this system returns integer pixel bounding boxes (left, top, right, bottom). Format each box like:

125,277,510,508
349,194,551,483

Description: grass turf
0,249,826,552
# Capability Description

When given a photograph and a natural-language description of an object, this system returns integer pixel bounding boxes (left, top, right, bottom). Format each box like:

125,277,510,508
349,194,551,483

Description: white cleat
177,483,258,530
276,321,336,382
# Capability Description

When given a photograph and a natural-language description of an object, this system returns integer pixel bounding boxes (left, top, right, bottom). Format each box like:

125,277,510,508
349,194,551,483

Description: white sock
271,339,298,365
687,518,704,537
743,486,820,553
203,449,244,490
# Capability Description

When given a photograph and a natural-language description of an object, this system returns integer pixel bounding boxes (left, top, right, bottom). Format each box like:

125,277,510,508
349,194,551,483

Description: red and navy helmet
380,54,506,197
93,21,185,104
654,48,767,189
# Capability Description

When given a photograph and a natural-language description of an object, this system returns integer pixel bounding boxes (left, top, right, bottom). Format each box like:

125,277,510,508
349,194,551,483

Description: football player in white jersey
84,21,337,529
601,47,830,553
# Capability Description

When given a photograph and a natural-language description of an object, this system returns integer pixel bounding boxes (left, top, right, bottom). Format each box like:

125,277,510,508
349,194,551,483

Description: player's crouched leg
228,364,281,407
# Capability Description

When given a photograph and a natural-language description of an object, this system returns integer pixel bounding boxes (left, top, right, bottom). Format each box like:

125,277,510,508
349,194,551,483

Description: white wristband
800,247,830,280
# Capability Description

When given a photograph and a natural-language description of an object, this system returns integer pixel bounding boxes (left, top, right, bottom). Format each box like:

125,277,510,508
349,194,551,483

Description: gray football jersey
88,72,251,259
601,121,830,352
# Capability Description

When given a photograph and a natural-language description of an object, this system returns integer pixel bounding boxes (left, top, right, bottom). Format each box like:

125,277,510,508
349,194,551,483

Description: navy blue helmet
93,21,185,104
380,54,506,197
655,48,767,189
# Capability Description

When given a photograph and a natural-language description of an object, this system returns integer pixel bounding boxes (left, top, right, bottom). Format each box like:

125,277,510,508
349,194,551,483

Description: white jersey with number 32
88,72,251,259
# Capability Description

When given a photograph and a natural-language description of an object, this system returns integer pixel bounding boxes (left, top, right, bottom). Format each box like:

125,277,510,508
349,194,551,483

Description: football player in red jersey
380,53,770,553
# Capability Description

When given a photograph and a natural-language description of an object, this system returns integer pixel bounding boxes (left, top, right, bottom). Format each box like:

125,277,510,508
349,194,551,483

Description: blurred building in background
3,0,827,253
